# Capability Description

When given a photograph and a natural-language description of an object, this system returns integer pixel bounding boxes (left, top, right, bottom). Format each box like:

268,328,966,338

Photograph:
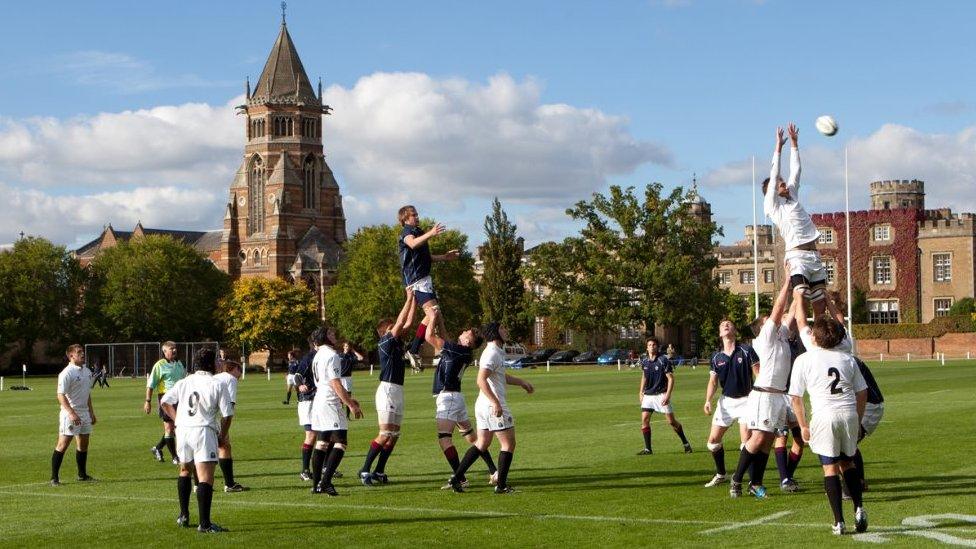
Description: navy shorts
158,396,175,423
415,290,438,307
817,452,854,465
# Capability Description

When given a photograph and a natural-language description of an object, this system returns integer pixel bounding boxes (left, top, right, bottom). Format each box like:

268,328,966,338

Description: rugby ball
815,115,838,137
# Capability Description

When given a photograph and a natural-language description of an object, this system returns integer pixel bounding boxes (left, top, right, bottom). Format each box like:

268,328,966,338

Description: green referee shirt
147,359,187,394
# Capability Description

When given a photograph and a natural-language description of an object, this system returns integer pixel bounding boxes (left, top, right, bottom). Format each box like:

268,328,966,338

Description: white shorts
176,426,219,463
785,249,826,285
297,400,313,427
745,391,788,433
640,393,673,414
311,401,348,433
435,392,470,423
783,394,798,424
712,395,749,427
861,402,884,437
809,411,859,459
286,373,296,386
376,381,404,425
475,397,514,431
341,376,353,393
59,410,93,436
407,275,436,295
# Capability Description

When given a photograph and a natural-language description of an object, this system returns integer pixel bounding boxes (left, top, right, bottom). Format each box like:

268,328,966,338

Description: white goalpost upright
751,156,760,316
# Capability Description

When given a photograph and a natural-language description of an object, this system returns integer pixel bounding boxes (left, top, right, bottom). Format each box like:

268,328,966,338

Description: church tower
219,12,347,285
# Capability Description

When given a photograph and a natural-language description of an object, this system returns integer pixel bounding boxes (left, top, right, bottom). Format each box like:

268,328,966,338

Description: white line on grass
698,511,793,535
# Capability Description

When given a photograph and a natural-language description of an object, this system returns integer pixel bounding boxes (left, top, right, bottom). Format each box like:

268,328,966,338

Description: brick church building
75,16,347,292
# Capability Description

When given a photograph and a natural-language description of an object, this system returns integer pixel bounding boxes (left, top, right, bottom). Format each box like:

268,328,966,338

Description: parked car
511,348,557,369
548,350,579,363
503,343,529,365
573,350,600,363
597,348,630,365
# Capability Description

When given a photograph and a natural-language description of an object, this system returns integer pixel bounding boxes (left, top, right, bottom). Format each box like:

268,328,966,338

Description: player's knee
437,432,452,439
706,442,723,453
460,428,474,438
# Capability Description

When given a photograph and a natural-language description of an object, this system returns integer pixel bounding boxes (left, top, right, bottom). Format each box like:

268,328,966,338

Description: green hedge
852,315,976,340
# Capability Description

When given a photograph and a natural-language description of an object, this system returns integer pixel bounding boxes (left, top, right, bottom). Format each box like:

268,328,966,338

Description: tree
695,289,749,353
851,286,869,324
218,277,318,365
0,237,87,366
746,293,774,323
523,184,722,347
86,235,229,341
479,198,531,342
325,222,481,350
948,297,976,316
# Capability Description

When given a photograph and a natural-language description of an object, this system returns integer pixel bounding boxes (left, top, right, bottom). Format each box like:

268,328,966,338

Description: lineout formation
49,126,884,536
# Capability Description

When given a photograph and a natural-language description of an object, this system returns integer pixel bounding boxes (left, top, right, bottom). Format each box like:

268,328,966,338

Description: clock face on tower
238,196,246,207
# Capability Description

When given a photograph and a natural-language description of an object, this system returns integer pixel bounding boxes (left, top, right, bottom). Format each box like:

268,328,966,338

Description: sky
1,0,974,250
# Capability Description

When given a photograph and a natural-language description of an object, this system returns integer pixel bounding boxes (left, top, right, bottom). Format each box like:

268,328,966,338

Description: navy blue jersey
432,341,474,394
641,355,673,395
338,352,358,378
784,336,806,391
710,344,758,398
287,360,299,375
293,350,317,402
398,224,432,286
378,333,406,385
854,357,884,404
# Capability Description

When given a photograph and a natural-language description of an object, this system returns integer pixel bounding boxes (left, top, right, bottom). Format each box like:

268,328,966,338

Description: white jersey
160,371,233,432
312,345,342,408
214,372,238,406
57,364,93,414
477,342,508,406
764,147,820,249
753,319,791,391
788,348,867,414
799,326,854,355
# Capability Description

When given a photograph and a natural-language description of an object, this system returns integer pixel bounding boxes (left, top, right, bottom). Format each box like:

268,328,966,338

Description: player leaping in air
764,123,829,317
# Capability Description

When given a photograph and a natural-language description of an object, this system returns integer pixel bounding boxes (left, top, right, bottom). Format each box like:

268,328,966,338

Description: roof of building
74,225,222,259
250,23,319,105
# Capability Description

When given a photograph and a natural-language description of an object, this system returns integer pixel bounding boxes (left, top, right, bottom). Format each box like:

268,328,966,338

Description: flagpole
845,146,853,336
752,156,760,316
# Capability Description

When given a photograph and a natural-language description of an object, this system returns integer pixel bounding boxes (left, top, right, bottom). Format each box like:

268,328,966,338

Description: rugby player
51,344,97,486
145,341,187,464
284,349,300,405
424,309,497,488
730,279,794,498
447,322,534,494
338,342,365,418
789,301,869,535
309,326,363,495
160,348,233,533
359,291,416,486
773,320,806,492
764,123,829,317
703,320,759,487
214,359,247,492
637,336,692,455
398,205,460,369
853,356,884,492
293,337,318,481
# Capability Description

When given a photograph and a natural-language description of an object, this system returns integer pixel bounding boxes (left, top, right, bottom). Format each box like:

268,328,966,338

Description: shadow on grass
237,513,501,531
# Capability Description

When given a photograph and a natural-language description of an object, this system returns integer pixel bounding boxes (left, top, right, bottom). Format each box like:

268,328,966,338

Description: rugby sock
824,475,845,524
443,446,461,472
310,448,327,486
853,450,865,484
842,467,864,508
218,458,234,487
51,449,65,481
76,450,88,478
196,482,214,528
775,447,789,481
751,451,770,486
165,436,177,459
641,427,652,451
787,450,802,478
301,443,312,473
322,448,345,485
284,391,291,404
375,445,394,474
177,475,192,517
711,446,727,475
453,446,482,479
497,450,514,488
409,324,427,355
674,425,689,445
481,449,497,475
154,436,166,451
360,440,383,473
732,449,754,483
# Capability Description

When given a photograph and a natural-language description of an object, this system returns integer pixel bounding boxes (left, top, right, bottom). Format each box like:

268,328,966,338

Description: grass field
1,359,974,547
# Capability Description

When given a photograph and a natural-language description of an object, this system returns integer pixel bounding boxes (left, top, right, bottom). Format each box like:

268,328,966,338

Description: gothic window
253,249,262,266
303,157,316,209
247,156,265,235
286,117,293,136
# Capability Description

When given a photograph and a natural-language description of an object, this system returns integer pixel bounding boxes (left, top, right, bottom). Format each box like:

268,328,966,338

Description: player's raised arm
824,289,846,325
390,290,416,338
404,222,446,249
770,276,792,326
787,122,801,197
793,287,809,332
765,127,786,215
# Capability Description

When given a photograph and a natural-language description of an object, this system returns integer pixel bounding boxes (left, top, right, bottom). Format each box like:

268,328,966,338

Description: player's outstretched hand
776,127,786,149
350,399,364,419
443,249,460,261
703,401,713,415
787,122,798,145
143,401,151,415
522,380,534,394
427,222,446,237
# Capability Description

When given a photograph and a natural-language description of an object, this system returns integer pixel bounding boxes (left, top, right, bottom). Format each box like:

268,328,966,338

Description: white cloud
51,50,235,94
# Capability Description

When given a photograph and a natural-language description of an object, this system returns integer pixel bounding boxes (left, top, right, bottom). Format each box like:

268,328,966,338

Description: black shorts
316,429,348,445
157,395,175,423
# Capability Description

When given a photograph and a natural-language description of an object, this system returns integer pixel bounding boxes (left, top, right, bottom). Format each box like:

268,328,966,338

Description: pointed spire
251,15,318,105
281,1,287,25
245,76,251,99
318,77,322,100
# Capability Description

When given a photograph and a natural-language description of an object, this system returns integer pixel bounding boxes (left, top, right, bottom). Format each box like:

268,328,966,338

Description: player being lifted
764,123,829,317
160,348,233,533
636,336,692,455
730,278,795,498
51,344,97,486
145,341,187,464
309,326,363,496
425,309,497,488
789,289,869,535
703,320,759,488
359,291,417,486
398,205,460,369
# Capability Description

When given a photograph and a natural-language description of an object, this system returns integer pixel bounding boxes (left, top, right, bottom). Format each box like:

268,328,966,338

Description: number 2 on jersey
827,368,843,394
